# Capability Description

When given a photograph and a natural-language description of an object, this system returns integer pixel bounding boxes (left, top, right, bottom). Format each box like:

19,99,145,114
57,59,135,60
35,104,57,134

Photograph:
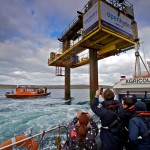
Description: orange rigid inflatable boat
5,86,51,99
0,135,37,150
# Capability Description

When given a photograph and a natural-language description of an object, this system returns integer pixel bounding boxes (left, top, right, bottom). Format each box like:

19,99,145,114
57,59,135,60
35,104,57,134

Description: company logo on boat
126,78,150,84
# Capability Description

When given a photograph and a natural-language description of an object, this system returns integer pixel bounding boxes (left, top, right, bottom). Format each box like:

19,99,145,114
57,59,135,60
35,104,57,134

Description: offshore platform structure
48,0,136,103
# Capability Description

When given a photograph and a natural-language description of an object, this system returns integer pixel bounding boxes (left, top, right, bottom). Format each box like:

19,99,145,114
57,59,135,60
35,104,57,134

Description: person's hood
134,101,147,111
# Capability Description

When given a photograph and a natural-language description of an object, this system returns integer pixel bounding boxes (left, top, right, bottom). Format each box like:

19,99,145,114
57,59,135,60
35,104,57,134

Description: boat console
113,77,150,111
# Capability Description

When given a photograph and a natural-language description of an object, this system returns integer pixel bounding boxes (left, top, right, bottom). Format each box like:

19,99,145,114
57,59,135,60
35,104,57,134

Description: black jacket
91,97,124,150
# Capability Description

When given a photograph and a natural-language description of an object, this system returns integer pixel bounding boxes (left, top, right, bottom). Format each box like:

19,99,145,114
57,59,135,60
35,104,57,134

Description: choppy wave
0,88,95,147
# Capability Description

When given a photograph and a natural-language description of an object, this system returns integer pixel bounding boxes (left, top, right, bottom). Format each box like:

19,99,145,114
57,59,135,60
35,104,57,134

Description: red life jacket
136,112,150,117
70,124,80,137
105,103,119,109
124,105,135,112
70,130,77,137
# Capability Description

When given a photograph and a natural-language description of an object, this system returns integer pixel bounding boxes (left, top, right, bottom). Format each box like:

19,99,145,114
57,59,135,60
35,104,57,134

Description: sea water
0,88,100,148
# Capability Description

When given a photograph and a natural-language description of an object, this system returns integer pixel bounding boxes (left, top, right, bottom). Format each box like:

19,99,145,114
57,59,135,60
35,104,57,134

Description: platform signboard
100,1,133,38
83,2,98,34
83,1,133,38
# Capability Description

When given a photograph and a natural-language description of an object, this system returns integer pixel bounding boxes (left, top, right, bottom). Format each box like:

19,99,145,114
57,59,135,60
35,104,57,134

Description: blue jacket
91,97,124,150
129,115,150,150
62,117,98,150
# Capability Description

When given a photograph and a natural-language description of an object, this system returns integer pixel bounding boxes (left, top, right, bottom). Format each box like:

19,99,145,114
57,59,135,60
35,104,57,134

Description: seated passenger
128,101,150,150
91,87,124,150
11,90,14,94
45,87,47,93
62,112,98,150
122,97,136,150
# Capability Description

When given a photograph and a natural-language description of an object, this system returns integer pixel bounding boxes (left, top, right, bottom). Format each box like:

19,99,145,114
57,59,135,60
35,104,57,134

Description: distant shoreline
0,84,113,89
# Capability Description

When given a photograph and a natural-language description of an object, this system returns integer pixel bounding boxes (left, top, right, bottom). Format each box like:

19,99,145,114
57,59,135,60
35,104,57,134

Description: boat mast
131,20,150,78
134,41,142,78
131,20,141,77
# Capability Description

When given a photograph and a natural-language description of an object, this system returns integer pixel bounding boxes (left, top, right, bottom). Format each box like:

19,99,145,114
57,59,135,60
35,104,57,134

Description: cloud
0,0,150,86
132,0,150,27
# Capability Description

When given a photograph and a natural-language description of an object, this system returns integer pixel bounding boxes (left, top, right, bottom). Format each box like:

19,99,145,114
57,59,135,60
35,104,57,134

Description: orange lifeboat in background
5,86,51,99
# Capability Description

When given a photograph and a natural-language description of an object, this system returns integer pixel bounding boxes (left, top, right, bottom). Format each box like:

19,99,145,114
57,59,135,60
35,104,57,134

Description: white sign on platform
83,2,98,34
100,1,133,38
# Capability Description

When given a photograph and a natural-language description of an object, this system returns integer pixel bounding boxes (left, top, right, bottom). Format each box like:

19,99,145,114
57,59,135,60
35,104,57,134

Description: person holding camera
61,112,98,150
91,87,124,150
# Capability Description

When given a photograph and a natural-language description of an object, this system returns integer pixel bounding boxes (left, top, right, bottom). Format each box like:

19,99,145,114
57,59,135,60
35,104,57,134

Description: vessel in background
5,86,51,99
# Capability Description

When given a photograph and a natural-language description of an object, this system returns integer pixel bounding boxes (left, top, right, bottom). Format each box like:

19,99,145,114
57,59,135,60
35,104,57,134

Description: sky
0,0,150,86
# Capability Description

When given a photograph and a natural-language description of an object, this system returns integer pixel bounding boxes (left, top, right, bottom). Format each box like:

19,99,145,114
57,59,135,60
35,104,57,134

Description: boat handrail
0,124,68,150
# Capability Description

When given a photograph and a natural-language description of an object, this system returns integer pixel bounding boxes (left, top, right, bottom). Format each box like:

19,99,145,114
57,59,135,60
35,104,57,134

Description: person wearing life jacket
121,97,136,150
122,97,136,129
128,101,150,150
91,87,124,150
62,112,98,150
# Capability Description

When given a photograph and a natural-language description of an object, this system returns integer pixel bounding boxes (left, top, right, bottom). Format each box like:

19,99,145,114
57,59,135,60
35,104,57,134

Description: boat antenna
131,20,150,78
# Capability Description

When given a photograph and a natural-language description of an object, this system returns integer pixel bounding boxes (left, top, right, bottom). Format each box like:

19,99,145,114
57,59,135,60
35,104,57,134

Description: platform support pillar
63,40,71,100
65,67,71,100
89,49,98,105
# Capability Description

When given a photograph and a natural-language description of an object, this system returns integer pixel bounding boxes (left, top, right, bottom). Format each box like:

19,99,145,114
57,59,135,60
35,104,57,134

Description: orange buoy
0,135,37,150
